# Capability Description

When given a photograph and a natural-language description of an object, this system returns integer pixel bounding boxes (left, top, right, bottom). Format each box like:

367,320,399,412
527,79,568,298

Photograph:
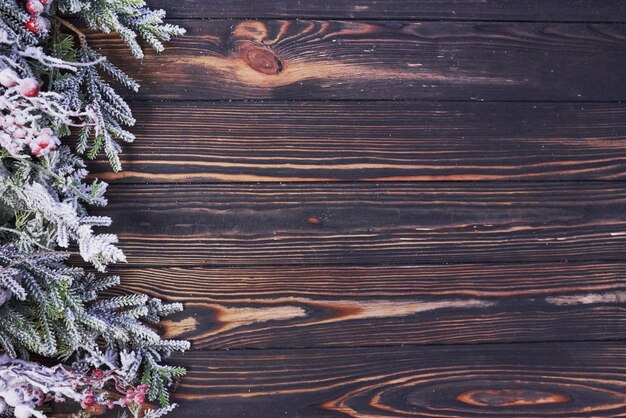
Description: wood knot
239,43,283,75
456,389,572,407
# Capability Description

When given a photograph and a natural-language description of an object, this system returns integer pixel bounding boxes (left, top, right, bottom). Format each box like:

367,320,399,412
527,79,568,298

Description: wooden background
89,1,626,416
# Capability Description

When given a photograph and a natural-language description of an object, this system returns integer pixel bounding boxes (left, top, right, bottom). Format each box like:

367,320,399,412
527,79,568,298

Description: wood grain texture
148,0,626,21
83,2,626,416
169,342,626,417
91,20,626,101
89,101,626,183
110,263,626,348
95,182,626,267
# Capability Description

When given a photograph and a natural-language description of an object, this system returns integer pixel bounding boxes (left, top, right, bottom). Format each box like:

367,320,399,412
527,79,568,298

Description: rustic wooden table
91,1,626,416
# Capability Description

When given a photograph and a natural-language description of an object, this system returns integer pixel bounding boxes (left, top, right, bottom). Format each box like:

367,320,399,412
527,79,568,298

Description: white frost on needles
13,182,126,271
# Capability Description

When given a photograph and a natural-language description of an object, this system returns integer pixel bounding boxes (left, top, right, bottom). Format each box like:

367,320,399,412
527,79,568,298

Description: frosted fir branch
0,243,188,389
1,23,132,169
2,1,183,171
55,1,186,59
20,45,105,70
1,148,123,271
1,86,93,128
1,1,189,415
0,27,103,160
0,28,104,71
0,226,51,252
1,181,125,271
0,3,36,46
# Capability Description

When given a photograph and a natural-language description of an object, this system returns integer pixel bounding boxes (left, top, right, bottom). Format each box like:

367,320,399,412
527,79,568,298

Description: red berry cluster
0,68,40,97
118,384,149,408
79,369,150,412
24,0,51,34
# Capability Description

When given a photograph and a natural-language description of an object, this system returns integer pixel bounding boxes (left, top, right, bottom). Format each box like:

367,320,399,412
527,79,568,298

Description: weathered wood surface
91,20,626,101
148,0,626,21
111,263,626,348
99,182,626,266
90,101,626,183
169,342,626,417
87,1,626,415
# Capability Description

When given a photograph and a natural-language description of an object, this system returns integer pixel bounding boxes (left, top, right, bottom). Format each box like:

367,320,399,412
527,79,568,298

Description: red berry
24,16,39,33
38,0,50,4
26,0,44,15
18,77,40,97
24,15,49,34
80,395,95,409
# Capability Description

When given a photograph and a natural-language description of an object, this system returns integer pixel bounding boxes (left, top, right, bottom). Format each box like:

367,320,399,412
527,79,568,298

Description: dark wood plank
92,20,626,101
111,263,626,348
96,182,626,266
90,101,626,183
149,0,626,21
169,342,626,417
